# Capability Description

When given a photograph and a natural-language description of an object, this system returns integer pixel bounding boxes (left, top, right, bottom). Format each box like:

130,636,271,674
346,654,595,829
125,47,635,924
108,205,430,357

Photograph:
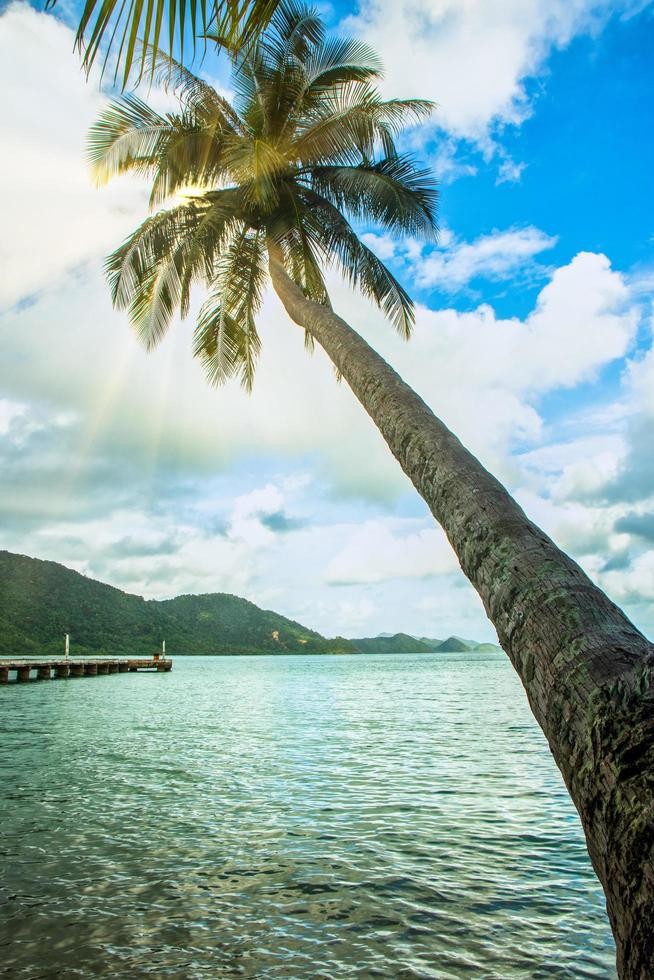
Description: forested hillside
0,551,498,657
0,551,354,657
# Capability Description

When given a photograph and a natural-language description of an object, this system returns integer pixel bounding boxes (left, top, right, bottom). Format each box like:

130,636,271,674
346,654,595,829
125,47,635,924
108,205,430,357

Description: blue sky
442,17,654,292
1,0,653,641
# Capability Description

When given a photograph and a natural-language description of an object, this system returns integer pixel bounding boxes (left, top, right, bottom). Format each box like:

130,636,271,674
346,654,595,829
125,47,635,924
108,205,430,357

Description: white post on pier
162,639,166,657
65,633,70,660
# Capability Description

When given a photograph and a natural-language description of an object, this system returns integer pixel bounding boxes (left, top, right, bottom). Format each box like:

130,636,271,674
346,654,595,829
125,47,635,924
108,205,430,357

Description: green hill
0,550,500,658
349,633,433,654
433,636,474,652
0,550,355,657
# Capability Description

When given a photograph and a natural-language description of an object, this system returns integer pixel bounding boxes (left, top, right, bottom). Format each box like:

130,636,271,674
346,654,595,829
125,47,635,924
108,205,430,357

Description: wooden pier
0,658,172,683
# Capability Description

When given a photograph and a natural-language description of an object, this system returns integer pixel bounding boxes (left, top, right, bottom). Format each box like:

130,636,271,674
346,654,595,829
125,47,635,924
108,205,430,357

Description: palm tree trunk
269,248,654,979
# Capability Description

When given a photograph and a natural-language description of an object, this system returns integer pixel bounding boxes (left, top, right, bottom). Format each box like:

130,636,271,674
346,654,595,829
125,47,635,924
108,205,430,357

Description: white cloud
429,139,478,185
360,231,397,260
587,322,654,506
332,598,378,630
496,156,527,185
516,252,638,390
552,449,625,502
228,483,287,547
344,0,646,143
624,336,654,417
0,4,148,307
600,550,654,606
0,248,637,516
0,398,26,435
326,520,458,585
414,226,557,290
518,434,626,502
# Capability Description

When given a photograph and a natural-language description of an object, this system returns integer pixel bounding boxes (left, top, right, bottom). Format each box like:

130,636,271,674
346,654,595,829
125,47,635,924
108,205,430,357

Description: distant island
0,550,501,658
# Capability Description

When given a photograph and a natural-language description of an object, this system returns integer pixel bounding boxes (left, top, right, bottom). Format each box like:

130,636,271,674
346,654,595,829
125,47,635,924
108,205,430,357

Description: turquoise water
0,652,616,978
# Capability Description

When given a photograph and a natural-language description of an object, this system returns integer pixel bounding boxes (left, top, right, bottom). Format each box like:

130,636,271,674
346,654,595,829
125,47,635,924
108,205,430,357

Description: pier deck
0,658,172,683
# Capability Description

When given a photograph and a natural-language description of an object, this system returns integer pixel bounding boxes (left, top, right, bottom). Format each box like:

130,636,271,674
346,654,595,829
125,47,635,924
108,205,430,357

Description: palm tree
88,5,654,976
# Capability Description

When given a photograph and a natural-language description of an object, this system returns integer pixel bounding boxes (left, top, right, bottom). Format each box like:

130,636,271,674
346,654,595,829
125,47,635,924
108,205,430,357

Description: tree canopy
88,2,438,391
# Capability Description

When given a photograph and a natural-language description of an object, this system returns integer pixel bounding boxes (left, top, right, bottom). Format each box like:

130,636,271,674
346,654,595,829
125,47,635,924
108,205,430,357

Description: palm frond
302,37,382,93
143,47,245,134
88,94,173,183
275,36,382,145
265,184,329,307
351,239,415,339
289,188,415,337
308,156,438,240
106,197,241,346
265,2,323,66
146,123,232,207
177,190,245,312
89,82,244,205
293,91,434,166
193,230,266,389
68,0,278,88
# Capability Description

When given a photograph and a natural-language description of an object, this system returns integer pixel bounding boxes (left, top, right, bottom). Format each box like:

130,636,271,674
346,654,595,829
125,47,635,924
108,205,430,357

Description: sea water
0,652,616,978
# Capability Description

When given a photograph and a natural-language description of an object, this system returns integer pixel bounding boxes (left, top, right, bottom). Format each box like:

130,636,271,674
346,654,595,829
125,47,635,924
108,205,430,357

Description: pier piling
0,658,172,684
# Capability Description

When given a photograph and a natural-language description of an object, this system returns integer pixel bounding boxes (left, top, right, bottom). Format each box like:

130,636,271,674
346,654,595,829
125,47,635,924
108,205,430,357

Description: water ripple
0,653,616,978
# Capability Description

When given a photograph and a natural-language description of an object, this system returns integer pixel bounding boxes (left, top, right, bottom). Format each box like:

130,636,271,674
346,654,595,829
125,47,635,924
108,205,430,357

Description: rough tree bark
269,248,654,979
